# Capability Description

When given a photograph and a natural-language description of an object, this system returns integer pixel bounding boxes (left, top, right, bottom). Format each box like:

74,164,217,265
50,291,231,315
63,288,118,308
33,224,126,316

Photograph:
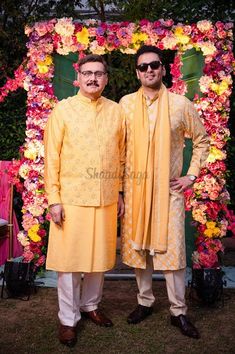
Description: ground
0,280,235,354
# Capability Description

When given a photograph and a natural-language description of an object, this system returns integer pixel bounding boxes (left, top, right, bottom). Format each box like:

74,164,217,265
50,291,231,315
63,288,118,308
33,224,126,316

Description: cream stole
131,84,170,253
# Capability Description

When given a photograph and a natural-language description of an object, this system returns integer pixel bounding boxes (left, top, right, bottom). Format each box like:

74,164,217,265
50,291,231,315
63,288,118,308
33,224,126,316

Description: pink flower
35,255,46,267
23,248,34,262
199,251,218,268
140,19,150,27
45,213,51,221
184,188,194,210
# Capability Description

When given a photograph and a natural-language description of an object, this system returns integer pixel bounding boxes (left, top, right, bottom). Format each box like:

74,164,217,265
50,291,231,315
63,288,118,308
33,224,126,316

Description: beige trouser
57,272,104,327
135,254,187,316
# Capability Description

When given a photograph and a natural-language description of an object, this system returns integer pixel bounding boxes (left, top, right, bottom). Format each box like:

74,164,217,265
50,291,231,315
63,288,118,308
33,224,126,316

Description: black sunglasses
137,60,162,72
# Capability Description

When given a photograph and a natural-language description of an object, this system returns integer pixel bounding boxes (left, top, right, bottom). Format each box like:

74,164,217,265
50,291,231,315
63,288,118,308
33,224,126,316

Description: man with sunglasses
120,45,209,339
44,54,125,347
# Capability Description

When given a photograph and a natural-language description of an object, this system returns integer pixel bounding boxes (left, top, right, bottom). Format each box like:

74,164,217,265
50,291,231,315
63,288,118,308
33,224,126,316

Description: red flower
97,36,106,46
205,201,222,220
38,229,47,237
140,19,150,27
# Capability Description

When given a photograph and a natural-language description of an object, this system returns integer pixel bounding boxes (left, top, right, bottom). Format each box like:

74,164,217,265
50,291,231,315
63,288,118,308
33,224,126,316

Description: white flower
17,231,30,247
54,18,75,37
19,163,30,179
89,41,106,55
200,42,217,56
197,20,212,33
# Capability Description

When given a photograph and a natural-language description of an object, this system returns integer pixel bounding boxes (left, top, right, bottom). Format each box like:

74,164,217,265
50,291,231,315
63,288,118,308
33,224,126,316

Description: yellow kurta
44,92,125,272
120,91,209,271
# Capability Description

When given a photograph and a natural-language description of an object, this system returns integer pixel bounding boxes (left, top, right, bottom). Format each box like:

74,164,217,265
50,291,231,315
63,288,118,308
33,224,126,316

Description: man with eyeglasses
44,54,125,347
120,45,209,339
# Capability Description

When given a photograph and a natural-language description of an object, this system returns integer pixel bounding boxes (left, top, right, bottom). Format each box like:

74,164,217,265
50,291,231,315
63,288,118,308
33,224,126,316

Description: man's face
136,52,166,90
77,61,108,99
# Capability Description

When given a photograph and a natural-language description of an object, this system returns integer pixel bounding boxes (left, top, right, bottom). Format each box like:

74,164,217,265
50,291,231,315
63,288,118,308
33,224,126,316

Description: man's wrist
187,175,196,182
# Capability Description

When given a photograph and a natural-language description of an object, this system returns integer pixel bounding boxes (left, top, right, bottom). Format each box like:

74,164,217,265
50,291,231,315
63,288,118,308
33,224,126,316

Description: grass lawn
0,280,234,354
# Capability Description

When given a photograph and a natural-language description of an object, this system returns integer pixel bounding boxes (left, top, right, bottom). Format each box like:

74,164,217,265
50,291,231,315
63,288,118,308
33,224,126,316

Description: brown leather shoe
58,324,77,347
82,309,113,327
171,315,200,339
127,305,153,324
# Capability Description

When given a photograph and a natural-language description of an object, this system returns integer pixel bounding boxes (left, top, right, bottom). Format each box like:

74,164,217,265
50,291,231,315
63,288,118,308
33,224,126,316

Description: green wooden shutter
181,48,204,266
53,53,79,100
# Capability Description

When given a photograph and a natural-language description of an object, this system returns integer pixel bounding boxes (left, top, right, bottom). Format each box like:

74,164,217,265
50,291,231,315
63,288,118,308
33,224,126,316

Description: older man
120,45,209,339
44,54,125,347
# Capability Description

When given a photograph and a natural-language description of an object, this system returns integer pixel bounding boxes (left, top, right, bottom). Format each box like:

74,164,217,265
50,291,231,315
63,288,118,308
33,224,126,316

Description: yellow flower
37,64,49,74
174,27,190,44
76,27,89,45
132,32,148,44
210,80,228,95
210,82,219,93
44,55,53,66
207,146,225,163
37,55,53,74
204,221,221,238
24,149,37,160
29,233,41,242
206,221,216,229
28,224,41,242
204,228,214,238
218,81,229,95
175,27,183,36
213,227,221,237
204,225,221,238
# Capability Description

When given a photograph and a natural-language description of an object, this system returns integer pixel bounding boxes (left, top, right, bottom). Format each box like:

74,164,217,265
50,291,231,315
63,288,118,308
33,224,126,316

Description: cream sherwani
120,91,209,271
44,91,125,273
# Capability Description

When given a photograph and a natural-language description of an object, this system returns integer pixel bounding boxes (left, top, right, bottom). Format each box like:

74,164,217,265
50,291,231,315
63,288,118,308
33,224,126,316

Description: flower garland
0,64,26,103
0,18,234,272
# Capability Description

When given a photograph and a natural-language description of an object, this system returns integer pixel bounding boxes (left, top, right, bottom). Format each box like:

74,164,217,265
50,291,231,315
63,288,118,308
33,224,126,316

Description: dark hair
135,45,164,67
78,54,108,72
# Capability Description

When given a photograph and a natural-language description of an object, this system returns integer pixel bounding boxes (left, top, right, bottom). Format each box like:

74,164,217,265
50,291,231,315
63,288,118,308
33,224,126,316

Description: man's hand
117,193,125,217
170,176,194,193
49,203,65,227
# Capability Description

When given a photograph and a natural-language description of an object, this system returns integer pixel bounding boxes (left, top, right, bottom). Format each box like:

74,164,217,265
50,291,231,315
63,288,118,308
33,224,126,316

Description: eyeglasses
79,70,107,78
136,60,162,72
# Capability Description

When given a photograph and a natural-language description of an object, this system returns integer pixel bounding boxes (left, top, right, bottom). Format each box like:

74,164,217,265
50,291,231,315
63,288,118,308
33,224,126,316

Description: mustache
87,81,99,87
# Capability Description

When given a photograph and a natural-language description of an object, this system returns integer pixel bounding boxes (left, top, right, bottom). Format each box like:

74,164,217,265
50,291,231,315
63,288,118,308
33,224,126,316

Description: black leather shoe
171,314,200,339
127,305,153,324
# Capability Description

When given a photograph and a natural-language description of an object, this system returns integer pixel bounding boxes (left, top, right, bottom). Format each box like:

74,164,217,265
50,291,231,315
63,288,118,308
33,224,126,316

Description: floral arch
0,18,234,272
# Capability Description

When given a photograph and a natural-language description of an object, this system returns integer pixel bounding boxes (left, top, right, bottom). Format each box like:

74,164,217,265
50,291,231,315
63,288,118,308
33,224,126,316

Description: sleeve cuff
187,167,200,177
47,193,62,206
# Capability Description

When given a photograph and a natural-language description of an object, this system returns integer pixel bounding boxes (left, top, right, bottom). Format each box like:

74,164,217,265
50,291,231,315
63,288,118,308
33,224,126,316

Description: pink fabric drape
0,161,22,265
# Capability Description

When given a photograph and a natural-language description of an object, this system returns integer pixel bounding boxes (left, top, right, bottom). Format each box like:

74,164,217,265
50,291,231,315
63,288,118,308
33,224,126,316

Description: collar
76,91,103,105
